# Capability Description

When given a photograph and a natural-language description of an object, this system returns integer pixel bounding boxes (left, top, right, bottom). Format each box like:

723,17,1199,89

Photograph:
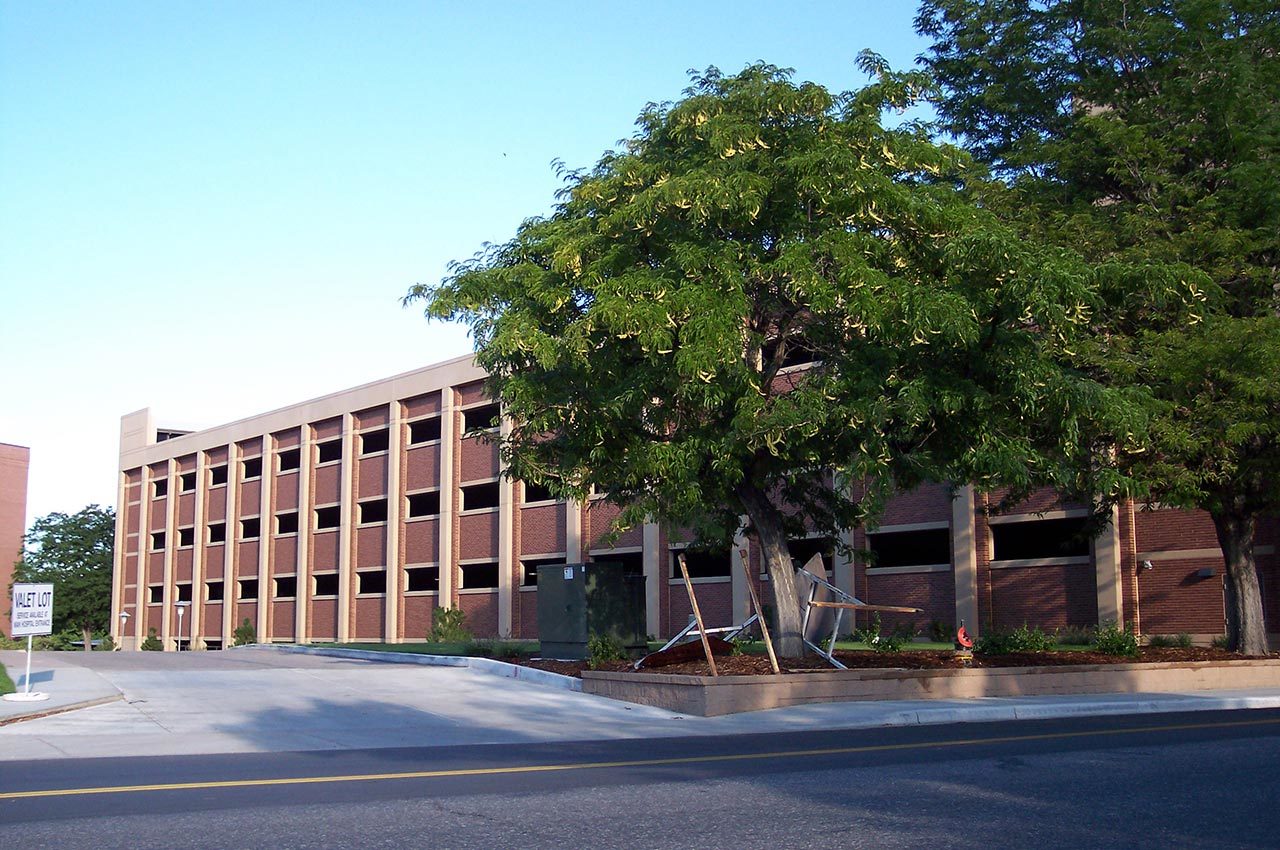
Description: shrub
586,632,626,669
233,617,257,647
1054,625,1095,646
1093,622,1139,657
141,628,163,651
97,634,115,652
854,613,903,653
928,619,953,643
1146,633,1192,649
975,624,1055,655
466,638,528,660
428,607,471,643
1212,634,1232,650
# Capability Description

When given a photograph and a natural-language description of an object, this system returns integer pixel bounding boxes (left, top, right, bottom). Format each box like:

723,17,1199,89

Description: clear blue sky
0,1,930,528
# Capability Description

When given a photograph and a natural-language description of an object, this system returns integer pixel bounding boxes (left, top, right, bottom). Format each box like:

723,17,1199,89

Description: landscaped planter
581,659,1280,717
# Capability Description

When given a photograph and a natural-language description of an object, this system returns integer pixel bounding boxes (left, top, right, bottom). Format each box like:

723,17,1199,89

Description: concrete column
438,389,456,607
337,412,356,642
1095,504,1124,626
731,520,750,622
295,426,313,643
162,459,177,650
497,414,515,638
111,471,128,648
190,451,206,648
385,404,404,642
221,443,236,646
136,466,152,648
566,499,583,564
257,436,273,643
643,521,661,638
951,485,979,637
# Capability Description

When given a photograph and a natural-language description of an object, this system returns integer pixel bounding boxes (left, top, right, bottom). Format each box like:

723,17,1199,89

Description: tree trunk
737,483,805,658
81,626,93,652
1211,511,1270,656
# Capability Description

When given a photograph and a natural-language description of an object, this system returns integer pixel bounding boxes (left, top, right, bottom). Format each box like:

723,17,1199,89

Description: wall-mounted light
1140,560,1154,572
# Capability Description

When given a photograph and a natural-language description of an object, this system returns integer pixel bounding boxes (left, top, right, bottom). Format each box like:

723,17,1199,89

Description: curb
0,694,124,727
253,644,584,692
846,694,1280,731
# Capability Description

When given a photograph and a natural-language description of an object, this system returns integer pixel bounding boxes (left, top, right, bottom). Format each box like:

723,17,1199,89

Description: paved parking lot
0,649,688,760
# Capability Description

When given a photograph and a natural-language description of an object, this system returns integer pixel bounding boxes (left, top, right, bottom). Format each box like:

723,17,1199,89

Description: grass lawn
0,662,14,695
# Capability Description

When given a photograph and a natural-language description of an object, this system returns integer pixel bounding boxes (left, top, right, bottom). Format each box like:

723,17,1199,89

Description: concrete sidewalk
1,650,124,725
3,647,1280,761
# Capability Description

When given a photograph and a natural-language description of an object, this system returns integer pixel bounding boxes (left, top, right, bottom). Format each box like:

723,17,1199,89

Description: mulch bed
518,647,1273,679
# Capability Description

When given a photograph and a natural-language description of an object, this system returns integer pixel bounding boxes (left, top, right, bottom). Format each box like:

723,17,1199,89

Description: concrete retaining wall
582,660,1280,717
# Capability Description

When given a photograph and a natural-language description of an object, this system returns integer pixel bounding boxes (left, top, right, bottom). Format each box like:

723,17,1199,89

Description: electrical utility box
536,561,647,660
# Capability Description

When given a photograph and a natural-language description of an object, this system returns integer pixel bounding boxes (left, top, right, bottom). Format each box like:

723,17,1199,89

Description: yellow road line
3,716,1278,801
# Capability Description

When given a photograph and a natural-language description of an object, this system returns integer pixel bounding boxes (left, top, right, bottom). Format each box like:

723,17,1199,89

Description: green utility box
536,561,647,660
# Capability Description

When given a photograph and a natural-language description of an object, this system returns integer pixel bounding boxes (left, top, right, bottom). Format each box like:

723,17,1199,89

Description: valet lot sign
5,583,54,703
11,583,54,637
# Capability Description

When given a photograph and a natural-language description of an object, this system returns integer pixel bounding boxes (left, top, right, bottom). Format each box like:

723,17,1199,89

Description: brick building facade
112,357,1278,650
1,442,31,637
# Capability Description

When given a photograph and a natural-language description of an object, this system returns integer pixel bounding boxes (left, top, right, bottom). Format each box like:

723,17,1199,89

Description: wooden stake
677,552,718,677
740,547,779,674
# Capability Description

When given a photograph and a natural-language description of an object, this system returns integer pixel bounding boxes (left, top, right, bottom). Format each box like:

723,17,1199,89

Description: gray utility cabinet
536,561,647,660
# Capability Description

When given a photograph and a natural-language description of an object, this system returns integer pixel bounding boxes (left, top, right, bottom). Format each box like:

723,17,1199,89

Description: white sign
11,583,54,637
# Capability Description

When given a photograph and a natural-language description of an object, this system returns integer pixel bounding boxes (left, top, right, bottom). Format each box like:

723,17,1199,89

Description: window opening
317,439,342,464
359,499,388,524
461,561,500,589
358,570,387,594
360,430,389,455
409,417,441,444
407,491,440,518
461,481,500,511
405,566,439,592
278,448,300,472
313,573,340,596
463,403,500,433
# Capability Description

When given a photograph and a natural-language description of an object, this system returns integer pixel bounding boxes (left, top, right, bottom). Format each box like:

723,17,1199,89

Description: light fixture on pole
119,609,130,651
175,601,190,652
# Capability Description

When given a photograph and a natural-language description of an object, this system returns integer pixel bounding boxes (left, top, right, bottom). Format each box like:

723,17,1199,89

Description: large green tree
13,505,115,649
410,62,1137,656
918,0,1280,653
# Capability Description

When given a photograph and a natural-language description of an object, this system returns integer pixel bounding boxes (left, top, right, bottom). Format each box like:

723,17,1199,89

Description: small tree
12,505,114,650
140,628,162,651
411,63,1138,656
232,617,256,647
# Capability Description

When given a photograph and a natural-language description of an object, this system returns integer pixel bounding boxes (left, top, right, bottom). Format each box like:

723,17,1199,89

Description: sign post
5,582,54,703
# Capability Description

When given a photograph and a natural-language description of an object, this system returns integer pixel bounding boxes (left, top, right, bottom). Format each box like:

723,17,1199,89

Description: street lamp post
118,610,130,651
175,601,190,652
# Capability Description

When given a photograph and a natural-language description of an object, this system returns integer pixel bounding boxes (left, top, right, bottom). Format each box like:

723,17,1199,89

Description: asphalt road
3,709,1279,849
